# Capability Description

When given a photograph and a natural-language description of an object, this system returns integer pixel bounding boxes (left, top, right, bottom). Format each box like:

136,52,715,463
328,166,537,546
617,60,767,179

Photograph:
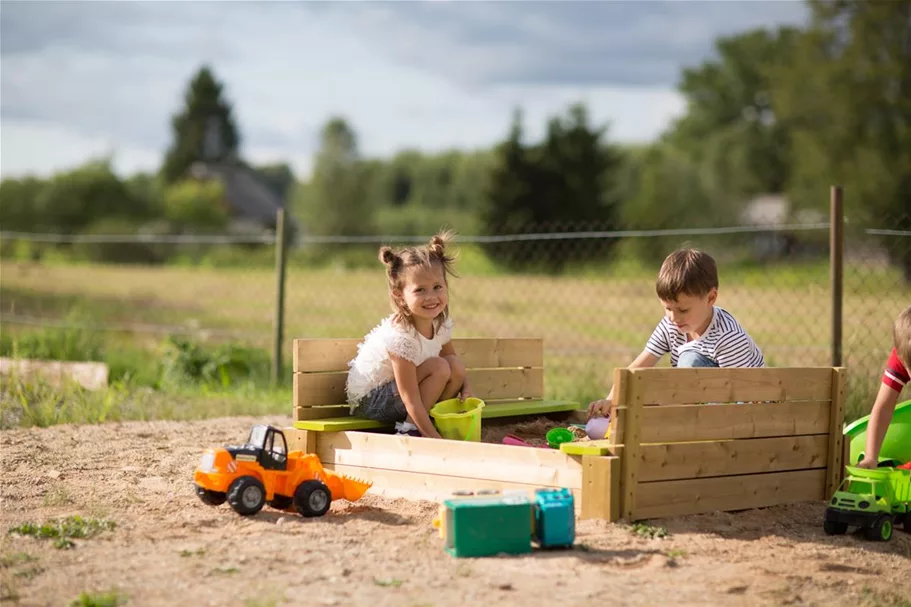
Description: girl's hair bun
429,231,451,257
379,246,396,265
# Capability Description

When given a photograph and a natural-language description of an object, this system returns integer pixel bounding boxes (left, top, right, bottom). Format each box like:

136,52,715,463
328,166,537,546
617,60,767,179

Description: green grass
1,253,908,426
69,589,128,607
0,374,290,430
8,516,116,550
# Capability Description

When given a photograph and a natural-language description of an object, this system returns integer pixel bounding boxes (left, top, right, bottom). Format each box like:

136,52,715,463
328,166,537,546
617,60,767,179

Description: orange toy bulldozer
193,424,372,517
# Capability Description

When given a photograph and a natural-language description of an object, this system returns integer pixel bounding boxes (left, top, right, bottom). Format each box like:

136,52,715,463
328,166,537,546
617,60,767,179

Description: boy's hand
460,386,474,401
587,398,612,420
856,457,879,470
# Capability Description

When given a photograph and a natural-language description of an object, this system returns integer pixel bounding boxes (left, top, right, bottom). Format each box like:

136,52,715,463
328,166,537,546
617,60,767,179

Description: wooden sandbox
285,337,846,521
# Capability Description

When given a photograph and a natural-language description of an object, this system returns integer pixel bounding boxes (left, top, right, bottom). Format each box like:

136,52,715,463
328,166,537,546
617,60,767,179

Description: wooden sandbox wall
285,366,845,522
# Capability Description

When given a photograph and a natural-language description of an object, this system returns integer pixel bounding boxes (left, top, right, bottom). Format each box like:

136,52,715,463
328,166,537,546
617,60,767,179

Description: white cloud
0,1,804,180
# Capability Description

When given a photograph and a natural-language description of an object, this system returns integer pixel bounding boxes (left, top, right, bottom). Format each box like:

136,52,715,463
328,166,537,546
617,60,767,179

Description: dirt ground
2,416,910,607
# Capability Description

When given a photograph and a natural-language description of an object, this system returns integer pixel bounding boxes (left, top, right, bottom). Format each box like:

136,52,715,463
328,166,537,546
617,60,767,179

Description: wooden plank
294,400,581,432
324,463,582,509
561,440,618,456
295,418,386,432
292,337,543,373
640,401,831,443
0,357,109,391
282,427,316,454
294,368,544,407
293,405,351,421
639,435,829,482
631,367,835,404
580,455,620,521
480,399,580,418
317,431,582,489
633,469,826,520
825,367,847,498
617,369,640,520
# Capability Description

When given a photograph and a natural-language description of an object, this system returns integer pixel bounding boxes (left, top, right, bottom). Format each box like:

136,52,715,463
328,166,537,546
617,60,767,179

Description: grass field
1,253,908,425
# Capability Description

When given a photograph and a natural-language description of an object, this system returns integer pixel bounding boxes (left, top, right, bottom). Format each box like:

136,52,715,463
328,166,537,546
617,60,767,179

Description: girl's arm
389,353,442,439
858,383,901,468
587,350,659,419
439,341,471,399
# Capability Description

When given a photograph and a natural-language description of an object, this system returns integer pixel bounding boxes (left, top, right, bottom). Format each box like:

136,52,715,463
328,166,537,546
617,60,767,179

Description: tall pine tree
482,104,622,272
161,66,241,183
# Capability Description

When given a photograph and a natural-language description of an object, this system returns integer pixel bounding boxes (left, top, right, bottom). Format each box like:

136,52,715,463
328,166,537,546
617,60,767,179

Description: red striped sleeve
882,348,910,393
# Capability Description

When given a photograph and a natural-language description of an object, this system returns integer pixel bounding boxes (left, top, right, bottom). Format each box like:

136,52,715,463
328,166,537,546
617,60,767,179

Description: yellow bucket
430,397,485,441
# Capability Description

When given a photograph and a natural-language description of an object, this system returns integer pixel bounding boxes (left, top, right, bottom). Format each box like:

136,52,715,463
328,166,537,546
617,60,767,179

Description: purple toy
585,416,611,440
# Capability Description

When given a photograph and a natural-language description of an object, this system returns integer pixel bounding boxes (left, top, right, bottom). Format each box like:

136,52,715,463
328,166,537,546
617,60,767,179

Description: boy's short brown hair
656,248,719,301
894,305,911,371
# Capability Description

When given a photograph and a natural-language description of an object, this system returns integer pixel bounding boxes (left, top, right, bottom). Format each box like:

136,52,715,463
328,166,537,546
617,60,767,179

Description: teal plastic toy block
441,493,534,558
534,488,575,548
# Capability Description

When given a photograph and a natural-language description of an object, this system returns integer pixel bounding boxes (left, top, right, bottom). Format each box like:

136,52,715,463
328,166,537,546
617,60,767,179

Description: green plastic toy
844,399,911,465
430,397,485,441
824,465,910,541
823,399,911,541
545,428,574,449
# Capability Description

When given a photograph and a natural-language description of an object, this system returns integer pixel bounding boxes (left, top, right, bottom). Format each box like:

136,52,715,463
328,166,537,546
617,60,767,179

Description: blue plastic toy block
533,488,575,549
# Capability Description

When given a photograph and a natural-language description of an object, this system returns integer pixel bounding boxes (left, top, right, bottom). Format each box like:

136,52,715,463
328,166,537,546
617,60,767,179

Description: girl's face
397,263,448,322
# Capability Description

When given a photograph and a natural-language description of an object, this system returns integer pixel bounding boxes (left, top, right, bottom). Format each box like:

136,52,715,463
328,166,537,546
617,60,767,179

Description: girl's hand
460,385,474,401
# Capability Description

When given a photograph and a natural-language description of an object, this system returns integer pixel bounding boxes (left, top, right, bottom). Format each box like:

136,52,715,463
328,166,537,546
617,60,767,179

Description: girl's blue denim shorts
357,381,407,423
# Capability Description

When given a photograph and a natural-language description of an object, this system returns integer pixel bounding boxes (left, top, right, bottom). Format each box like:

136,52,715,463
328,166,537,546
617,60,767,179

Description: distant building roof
740,194,825,226
189,161,297,232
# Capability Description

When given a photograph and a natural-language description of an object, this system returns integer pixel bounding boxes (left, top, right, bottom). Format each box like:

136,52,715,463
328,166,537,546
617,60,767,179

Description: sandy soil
2,416,910,607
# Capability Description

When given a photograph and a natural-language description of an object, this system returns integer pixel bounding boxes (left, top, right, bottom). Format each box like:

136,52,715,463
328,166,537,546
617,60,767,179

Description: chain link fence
1,213,908,419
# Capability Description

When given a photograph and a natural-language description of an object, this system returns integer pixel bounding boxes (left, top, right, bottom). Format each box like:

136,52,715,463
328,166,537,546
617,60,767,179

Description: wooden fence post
272,208,288,386
830,185,844,367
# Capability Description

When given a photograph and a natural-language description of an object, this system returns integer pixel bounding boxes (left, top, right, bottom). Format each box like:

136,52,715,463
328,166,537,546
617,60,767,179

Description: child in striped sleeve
588,248,764,419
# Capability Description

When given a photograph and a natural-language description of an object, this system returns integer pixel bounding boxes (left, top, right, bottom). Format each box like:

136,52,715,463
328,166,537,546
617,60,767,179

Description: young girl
346,231,472,438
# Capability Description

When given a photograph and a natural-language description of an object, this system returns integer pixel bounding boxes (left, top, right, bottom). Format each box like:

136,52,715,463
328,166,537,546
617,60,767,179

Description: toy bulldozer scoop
323,469,372,502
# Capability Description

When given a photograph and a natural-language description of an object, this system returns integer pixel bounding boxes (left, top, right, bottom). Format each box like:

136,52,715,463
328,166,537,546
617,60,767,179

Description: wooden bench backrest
292,337,544,420
608,366,846,521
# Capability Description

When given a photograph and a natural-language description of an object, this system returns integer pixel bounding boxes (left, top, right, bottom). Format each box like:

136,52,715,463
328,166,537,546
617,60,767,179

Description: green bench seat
294,399,582,432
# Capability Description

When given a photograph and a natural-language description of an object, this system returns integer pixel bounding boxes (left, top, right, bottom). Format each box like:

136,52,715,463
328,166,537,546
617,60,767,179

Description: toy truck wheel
195,485,226,506
294,480,331,517
823,520,848,535
227,476,266,516
864,515,894,542
269,495,293,510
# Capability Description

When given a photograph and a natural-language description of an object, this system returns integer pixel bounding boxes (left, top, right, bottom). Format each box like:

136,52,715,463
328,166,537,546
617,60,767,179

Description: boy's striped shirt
883,348,909,394
645,306,765,368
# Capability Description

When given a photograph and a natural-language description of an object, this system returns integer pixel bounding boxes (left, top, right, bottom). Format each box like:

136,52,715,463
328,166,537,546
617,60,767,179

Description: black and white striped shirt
645,306,765,368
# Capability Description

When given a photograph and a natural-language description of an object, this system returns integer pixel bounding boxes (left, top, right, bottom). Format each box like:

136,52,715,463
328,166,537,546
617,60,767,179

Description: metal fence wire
1,209,909,415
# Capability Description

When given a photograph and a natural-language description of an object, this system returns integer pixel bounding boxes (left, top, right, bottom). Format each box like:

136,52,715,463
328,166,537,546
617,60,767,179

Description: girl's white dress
346,315,454,411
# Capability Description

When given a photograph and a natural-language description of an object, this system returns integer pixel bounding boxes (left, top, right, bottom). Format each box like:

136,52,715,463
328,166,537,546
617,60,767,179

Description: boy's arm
587,350,659,419
857,383,900,468
439,341,471,398
389,353,442,439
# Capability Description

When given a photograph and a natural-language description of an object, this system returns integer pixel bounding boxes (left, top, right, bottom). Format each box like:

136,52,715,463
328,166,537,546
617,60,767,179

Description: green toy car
824,464,911,541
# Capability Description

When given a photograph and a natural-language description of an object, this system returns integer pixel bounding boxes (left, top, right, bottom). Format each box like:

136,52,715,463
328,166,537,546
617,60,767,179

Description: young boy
588,248,764,419
857,304,911,469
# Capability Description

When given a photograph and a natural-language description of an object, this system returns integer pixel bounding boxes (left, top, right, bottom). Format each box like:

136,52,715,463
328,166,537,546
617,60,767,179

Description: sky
0,0,809,180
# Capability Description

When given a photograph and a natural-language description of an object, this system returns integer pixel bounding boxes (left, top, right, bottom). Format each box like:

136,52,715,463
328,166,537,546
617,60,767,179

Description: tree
161,66,241,184
669,27,800,200
482,104,623,272
301,118,374,236
771,0,911,282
